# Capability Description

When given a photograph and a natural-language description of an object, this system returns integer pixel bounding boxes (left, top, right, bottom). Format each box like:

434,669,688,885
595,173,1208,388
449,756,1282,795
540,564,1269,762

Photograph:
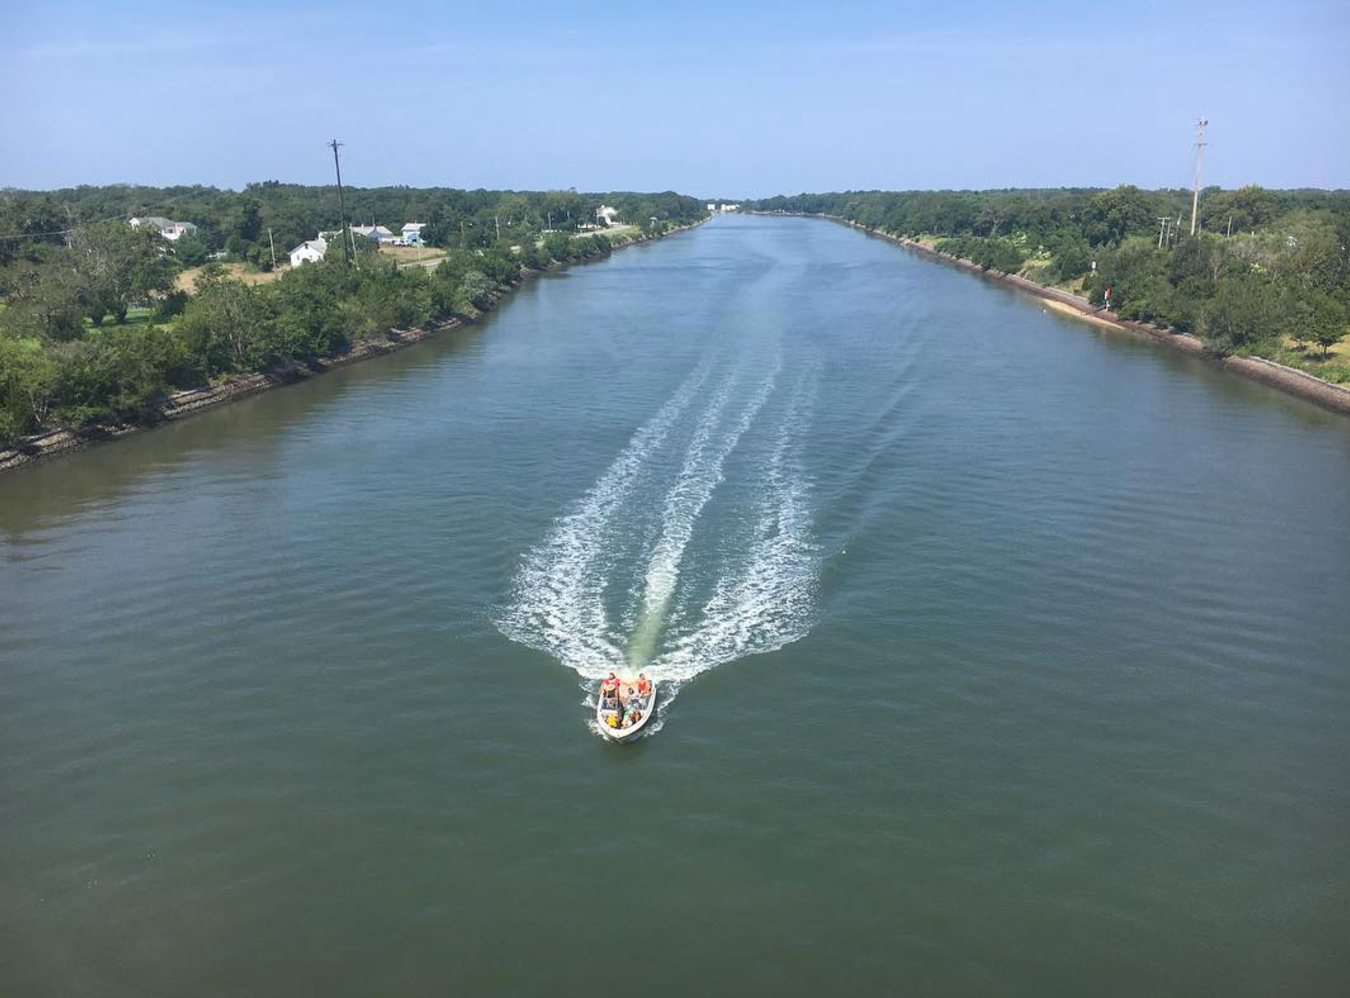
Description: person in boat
623,706,641,727
601,672,620,707
637,673,652,699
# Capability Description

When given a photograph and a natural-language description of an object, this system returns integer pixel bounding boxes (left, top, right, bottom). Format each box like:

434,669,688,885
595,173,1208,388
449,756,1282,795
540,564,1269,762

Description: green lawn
83,306,157,328
1271,339,1350,384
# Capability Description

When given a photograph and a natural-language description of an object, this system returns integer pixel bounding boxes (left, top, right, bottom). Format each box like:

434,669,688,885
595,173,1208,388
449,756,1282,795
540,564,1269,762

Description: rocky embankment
828,217,1350,419
0,219,707,474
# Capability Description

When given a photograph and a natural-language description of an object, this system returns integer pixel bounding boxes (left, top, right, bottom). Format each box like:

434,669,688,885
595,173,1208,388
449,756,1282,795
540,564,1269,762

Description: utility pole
1226,215,1234,238
1158,216,1170,250
328,139,352,265
1189,117,1207,237
267,227,277,270
494,214,501,241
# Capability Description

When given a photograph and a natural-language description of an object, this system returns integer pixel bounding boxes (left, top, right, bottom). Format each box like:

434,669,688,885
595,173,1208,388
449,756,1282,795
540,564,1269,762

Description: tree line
745,187,1350,364
0,184,707,272
0,179,666,443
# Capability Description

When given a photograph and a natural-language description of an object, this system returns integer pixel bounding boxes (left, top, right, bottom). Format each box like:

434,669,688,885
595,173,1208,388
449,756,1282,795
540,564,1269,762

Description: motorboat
597,680,657,741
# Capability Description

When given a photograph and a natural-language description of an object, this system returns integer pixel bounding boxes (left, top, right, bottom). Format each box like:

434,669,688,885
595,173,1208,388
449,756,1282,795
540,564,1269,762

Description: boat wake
497,348,821,734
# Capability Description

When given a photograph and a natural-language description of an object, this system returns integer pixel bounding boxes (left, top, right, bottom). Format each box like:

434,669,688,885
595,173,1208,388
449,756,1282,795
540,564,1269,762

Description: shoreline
774,213,1350,420
0,219,706,474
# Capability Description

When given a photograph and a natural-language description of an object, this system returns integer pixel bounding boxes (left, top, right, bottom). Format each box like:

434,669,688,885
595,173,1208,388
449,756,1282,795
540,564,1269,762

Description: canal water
2,215,1347,996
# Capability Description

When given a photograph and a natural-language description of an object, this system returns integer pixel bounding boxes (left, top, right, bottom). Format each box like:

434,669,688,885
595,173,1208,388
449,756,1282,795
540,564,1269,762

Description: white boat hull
597,683,658,741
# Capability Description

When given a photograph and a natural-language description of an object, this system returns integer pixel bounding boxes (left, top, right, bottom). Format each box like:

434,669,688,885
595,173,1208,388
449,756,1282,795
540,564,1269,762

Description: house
401,222,425,246
129,215,172,230
351,224,396,243
595,205,620,227
288,237,328,267
706,203,717,212
129,216,199,241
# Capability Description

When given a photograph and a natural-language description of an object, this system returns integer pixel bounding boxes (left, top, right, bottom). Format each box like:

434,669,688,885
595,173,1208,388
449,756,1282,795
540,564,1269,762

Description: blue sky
1,0,1345,195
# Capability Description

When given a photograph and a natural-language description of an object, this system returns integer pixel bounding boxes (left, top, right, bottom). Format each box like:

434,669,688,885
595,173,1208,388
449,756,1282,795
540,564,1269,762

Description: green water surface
2,216,1348,996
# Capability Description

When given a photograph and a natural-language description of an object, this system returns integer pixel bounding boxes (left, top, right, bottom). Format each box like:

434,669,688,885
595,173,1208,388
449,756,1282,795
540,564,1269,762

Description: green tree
68,221,176,324
0,334,60,441
173,233,210,267
1083,186,1156,246
1204,185,1279,234
1288,292,1348,358
1202,276,1281,354
233,197,263,244
1,255,86,340
176,267,266,375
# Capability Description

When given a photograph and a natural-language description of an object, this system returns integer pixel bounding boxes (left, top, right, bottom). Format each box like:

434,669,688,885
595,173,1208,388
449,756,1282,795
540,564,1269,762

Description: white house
129,216,199,241
401,222,425,245
351,224,396,243
162,221,198,240
595,205,620,227
130,215,171,229
288,237,328,267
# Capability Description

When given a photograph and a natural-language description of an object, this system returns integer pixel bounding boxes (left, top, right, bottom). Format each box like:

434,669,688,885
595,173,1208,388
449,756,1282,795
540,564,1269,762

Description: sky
1,0,1346,196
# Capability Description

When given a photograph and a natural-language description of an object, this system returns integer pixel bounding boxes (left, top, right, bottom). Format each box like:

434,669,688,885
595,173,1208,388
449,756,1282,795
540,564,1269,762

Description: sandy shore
1042,298,1129,329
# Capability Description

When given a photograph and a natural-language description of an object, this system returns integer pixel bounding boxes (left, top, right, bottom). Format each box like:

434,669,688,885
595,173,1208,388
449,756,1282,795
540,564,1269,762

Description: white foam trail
497,360,711,676
499,349,824,738
652,369,820,687
626,357,782,667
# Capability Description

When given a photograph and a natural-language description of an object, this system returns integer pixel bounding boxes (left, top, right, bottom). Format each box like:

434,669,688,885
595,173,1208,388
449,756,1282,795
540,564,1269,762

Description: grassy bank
746,188,1350,384
842,219,1350,418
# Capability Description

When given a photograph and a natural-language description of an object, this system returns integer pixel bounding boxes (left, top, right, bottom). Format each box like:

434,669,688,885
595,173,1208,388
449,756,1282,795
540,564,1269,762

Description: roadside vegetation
746,187,1350,381
0,185,705,445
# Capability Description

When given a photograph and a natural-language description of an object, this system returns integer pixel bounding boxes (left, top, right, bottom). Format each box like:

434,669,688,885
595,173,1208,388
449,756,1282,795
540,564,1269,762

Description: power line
0,209,198,242
0,228,76,241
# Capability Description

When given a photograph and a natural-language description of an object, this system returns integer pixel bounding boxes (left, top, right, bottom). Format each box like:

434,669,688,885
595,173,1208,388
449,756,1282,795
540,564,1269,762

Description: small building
706,203,716,212
288,237,328,267
130,216,199,241
129,215,172,230
162,221,198,240
351,224,396,243
401,222,425,246
595,205,620,227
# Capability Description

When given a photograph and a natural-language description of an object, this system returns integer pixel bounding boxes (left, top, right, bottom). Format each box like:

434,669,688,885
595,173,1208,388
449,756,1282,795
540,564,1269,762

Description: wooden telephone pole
328,139,352,265
1189,118,1208,236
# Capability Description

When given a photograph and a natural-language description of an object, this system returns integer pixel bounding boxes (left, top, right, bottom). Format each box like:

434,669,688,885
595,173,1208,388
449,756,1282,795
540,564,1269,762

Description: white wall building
351,224,396,243
129,216,199,241
288,237,328,267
